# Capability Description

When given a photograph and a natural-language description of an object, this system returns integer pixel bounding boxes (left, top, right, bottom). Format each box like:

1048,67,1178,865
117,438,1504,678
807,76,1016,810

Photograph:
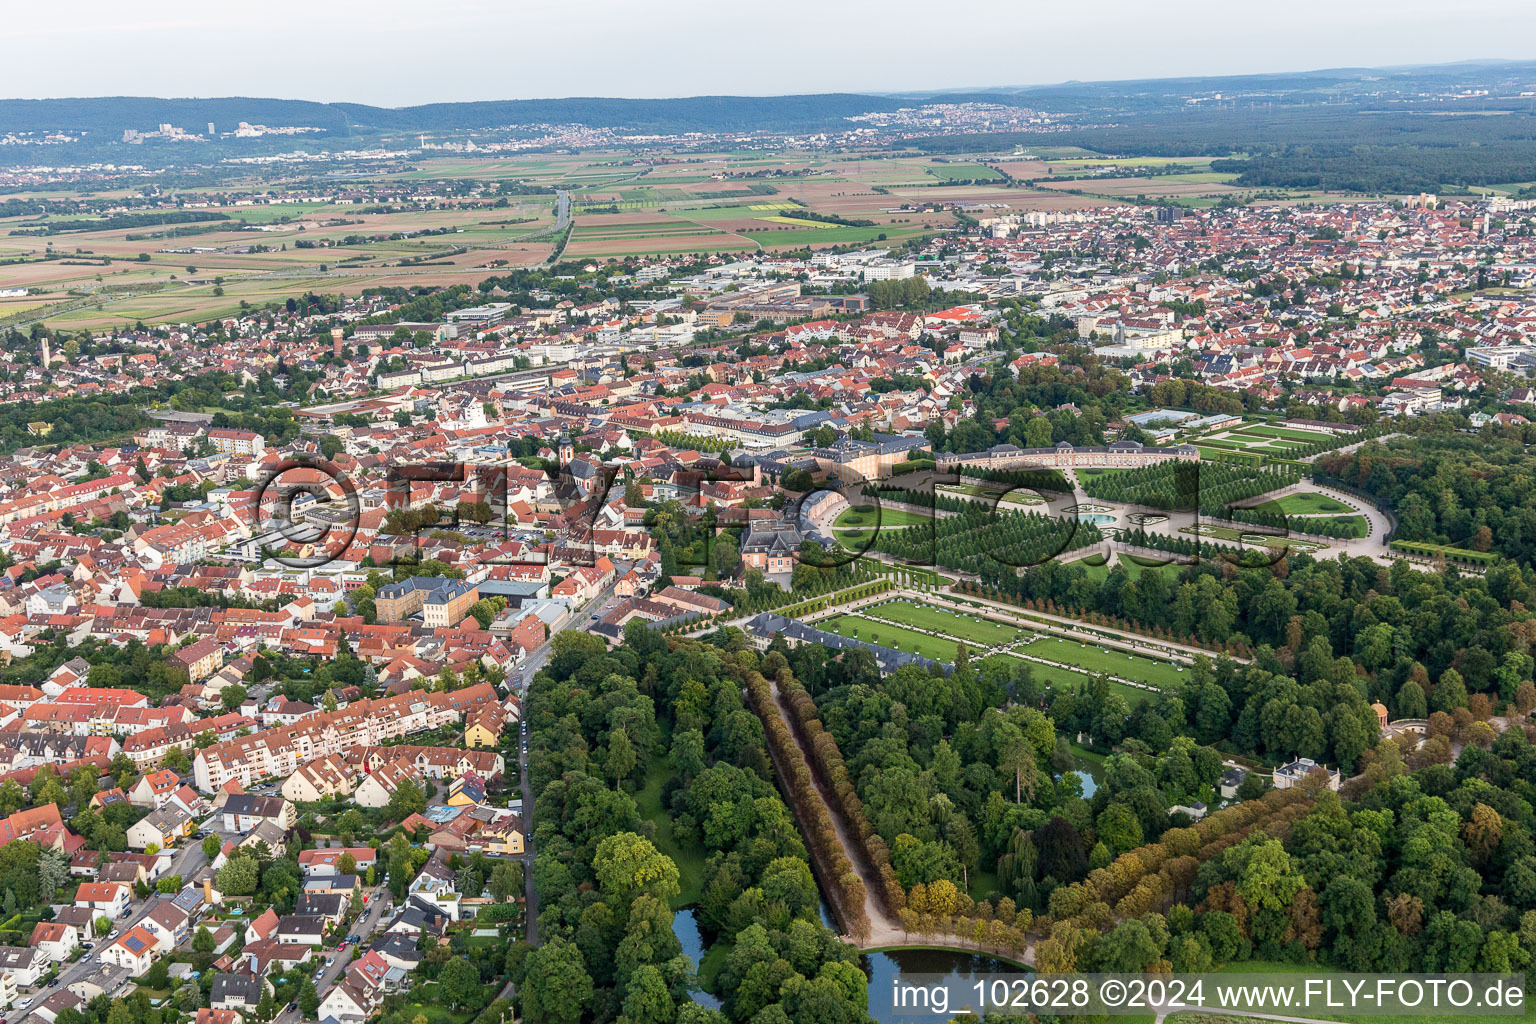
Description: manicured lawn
1011,655,1158,706
938,484,1042,505
1022,636,1187,689
1242,423,1334,443
1074,556,1180,583
1298,514,1367,536
394,988,478,1024
834,504,932,529
993,655,1095,690
636,759,707,907
872,599,1027,648
818,614,963,662
1261,491,1352,515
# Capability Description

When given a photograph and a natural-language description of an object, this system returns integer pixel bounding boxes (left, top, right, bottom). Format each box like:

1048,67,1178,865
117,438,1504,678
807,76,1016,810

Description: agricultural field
0,193,562,329
5,147,1331,329
926,162,1005,181
1035,174,1245,201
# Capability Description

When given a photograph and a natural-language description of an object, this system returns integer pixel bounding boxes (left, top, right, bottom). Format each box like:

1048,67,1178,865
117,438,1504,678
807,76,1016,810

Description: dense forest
1317,421,1536,564
512,626,874,1024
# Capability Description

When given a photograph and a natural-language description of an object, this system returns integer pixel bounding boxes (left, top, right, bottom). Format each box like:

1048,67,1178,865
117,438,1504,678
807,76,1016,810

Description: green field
993,655,1094,690
636,759,706,907
833,504,932,529
1021,635,1188,689
742,225,929,246
817,614,963,662
1243,423,1336,443
999,654,1156,706
1257,491,1352,515
870,598,1029,647
1074,556,1182,583
927,163,1005,181
938,484,1043,505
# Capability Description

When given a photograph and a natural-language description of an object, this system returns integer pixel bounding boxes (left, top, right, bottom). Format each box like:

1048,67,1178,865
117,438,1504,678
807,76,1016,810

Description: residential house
73,882,131,918
140,901,191,952
128,769,183,808
101,927,158,977
126,805,195,850
219,795,295,833
27,922,79,963
0,945,49,986
242,909,278,947
352,760,421,810
294,892,346,925
274,916,325,947
296,848,376,878
210,974,268,1013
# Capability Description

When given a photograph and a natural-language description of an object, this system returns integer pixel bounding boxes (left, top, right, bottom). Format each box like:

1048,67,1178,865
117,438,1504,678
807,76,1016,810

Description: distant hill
0,93,926,137
7,60,1536,138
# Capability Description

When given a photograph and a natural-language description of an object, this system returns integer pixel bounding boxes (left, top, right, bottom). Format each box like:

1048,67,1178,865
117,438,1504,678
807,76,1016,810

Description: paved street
46,841,210,1000
270,889,392,1024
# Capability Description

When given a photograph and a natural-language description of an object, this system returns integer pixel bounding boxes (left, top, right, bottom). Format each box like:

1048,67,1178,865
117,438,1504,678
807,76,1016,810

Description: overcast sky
8,0,1536,106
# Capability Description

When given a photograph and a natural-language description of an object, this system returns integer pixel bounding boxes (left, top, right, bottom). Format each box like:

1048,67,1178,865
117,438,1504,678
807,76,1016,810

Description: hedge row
745,670,872,940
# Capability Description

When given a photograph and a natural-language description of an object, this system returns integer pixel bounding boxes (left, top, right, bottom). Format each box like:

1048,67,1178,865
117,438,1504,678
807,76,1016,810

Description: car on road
17,999,31,1011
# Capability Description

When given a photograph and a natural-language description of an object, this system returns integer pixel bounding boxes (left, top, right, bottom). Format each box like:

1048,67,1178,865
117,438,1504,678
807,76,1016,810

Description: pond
864,947,1029,1022
1071,750,1104,798
676,902,1024,1021
1070,767,1098,797
672,907,723,1010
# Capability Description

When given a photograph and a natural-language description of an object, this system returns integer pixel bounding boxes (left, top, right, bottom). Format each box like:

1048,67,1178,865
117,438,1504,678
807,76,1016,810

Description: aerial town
3,41,1536,1024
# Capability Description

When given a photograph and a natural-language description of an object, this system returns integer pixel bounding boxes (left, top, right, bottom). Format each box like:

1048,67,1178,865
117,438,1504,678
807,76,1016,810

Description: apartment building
193,683,498,791
207,429,266,458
